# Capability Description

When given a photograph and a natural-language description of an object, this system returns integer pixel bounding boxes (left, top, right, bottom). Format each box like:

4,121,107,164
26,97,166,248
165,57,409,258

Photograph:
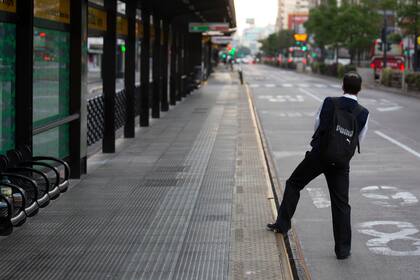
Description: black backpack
320,98,363,167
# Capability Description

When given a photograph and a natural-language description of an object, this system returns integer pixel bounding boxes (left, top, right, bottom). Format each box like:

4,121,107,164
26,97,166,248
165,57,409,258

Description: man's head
342,71,362,95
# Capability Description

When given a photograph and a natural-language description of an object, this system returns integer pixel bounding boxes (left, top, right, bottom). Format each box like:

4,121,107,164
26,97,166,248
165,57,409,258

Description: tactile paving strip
228,83,289,280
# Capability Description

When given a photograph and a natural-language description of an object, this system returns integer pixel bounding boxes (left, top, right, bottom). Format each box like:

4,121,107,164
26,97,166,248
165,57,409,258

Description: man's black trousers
275,150,351,256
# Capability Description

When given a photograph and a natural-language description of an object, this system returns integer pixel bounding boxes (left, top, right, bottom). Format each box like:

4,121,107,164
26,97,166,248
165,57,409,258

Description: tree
277,30,295,52
304,0,340,61
398,0,420,70
259,30,294,56
335,3,381,64
305,0,382,64
259,33,279,56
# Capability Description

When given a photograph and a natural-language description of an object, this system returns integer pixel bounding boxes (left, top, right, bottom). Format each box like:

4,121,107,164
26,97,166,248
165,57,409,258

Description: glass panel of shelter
32,0,71,158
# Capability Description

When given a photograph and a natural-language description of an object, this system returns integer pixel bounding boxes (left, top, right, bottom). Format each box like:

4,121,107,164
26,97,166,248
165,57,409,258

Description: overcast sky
234,0,278,34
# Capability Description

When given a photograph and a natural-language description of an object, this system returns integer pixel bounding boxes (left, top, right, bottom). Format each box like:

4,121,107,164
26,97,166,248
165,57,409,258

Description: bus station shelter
0,0,236,178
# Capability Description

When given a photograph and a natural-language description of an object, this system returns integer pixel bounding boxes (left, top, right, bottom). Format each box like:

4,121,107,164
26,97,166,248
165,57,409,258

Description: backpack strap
351,104,364,154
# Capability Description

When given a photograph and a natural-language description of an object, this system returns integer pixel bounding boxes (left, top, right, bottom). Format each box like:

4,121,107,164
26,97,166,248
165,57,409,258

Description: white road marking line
249,84,260,88
299,84,309,88
307,187,331,208
377,106,403,112
330,84,341,88
282,83,293,87
265,84,276,88
284,95,304,102
314,84,327,88
299,88,323,103
287,112,302,117
374,131,420,159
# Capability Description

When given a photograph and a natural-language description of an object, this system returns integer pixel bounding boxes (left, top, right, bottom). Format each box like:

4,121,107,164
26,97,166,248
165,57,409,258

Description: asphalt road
242,64,420,280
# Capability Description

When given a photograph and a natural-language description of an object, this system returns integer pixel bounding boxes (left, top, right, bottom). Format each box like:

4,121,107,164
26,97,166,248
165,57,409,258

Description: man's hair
342,71,362,94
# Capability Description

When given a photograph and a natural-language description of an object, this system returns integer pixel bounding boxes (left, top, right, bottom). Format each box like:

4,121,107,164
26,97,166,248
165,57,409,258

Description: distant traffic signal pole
414,0,419,71
382,10,387,69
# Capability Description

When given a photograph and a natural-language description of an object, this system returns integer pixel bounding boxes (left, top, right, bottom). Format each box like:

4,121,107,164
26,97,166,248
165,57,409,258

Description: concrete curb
244,82,312,280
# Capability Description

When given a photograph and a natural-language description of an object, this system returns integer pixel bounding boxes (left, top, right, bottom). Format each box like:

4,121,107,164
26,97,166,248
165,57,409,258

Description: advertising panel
34,0,70,24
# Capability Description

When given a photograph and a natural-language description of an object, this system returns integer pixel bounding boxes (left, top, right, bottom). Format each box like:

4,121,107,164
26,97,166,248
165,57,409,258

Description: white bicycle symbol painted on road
360,185,418,208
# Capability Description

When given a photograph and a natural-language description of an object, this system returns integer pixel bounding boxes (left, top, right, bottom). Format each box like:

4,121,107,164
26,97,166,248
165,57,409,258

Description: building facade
276,0,309,31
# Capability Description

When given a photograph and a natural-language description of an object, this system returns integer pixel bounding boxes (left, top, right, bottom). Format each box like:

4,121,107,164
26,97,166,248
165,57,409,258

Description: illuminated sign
88,6,107,31
211,36,232,45
34,0,70,24
294,34,308,42
189,22,229,33
117,16,128,36
0,0,16,13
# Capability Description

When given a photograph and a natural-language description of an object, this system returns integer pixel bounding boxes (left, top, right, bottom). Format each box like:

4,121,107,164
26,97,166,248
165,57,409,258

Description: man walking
267,72,369,260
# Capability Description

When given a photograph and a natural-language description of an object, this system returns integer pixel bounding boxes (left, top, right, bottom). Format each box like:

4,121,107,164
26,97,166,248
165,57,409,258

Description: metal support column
15,0,34,149
208,40,212,77
184,33,190,95
103,0,117,153
169,24,177,105
152,15,161,119
140,6,151,126
124,0,136,138
178,31,185,99
161,20,169,111
69,0,88,178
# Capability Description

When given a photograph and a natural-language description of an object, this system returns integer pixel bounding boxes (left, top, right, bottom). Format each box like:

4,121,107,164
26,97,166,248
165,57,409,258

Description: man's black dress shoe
336,253,351,260
266,223,287,234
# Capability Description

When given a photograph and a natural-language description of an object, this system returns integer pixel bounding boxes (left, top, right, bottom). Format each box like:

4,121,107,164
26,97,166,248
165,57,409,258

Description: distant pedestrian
267,72,369,260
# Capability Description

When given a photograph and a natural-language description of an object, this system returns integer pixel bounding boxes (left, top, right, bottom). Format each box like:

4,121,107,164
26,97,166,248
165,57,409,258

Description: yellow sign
294,33,308,42
34,0,70,24
117,16,128,36
418,36,420,46
136,20,143,38
88,7,107,32
0,0,16,13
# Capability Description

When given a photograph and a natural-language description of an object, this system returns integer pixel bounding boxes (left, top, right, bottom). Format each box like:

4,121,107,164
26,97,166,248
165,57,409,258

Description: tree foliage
259,29,295,56
304,0,381,63
397,0,420,37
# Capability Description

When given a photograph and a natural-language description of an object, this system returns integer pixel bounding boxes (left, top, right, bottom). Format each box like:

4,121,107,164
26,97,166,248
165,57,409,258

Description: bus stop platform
0,70,292,280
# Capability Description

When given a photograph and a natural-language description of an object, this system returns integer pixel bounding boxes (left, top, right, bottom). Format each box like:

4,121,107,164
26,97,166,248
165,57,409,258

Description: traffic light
386,42,391,51
301,44,308,51
120,44,126,53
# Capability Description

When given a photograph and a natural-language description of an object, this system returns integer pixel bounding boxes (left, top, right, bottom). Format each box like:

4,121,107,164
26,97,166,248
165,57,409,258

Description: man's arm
359,114,369,143
314,100,325,132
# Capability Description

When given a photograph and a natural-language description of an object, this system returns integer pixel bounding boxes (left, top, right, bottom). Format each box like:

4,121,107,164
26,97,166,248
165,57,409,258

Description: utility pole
414,0,419,71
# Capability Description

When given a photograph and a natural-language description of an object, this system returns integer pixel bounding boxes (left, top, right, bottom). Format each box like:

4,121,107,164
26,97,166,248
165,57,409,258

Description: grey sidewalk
0,70,291,280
